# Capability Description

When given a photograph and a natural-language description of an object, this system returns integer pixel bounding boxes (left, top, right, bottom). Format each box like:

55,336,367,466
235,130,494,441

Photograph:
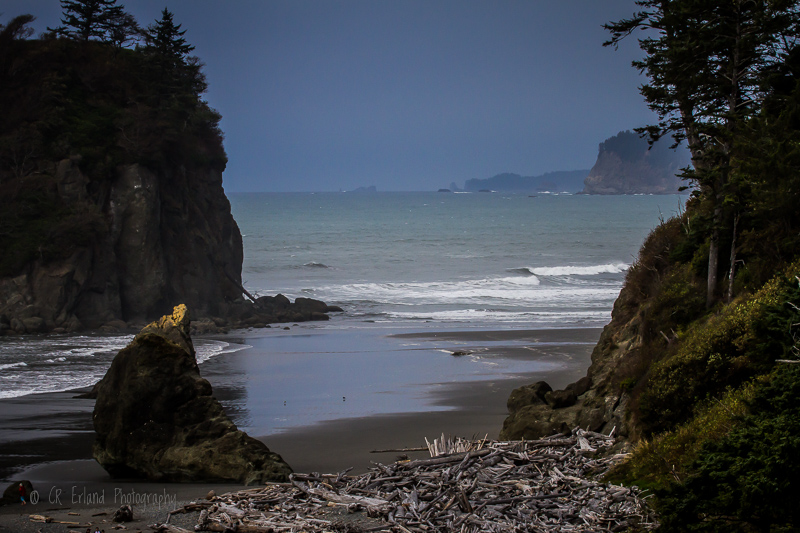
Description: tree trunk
707,200,722,308
727,213,739,303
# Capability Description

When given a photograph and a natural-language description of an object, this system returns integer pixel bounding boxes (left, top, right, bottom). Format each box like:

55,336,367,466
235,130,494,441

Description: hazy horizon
4,0,654,192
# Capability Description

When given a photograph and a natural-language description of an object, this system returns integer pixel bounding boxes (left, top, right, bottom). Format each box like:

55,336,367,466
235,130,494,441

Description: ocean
0,192,683,432
235,192,679,327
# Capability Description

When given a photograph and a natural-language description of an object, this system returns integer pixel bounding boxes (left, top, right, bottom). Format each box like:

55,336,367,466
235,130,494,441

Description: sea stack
92,304,291,484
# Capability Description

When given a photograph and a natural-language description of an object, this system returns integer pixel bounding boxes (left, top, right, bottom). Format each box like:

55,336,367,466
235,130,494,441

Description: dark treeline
603,1,800,531
597,129,688,170
0,0,225,277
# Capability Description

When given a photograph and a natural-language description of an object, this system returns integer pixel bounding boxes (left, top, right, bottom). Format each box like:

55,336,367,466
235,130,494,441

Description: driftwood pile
153,429,657,532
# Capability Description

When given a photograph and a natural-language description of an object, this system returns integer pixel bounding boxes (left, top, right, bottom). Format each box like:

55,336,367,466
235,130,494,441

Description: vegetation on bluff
0,4,226,278
603,1,800,530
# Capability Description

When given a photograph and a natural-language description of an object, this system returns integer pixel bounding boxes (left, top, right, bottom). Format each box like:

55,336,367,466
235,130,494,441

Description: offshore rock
92,305,292,484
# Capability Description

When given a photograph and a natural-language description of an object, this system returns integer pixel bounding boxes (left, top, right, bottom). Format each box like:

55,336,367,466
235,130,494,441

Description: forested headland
511,2,800,531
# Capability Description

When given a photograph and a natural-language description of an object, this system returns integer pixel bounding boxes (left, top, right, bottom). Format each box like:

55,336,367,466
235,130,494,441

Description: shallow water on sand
201,326,599,436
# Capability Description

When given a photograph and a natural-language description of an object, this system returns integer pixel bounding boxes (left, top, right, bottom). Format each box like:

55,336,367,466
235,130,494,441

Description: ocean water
0,192,684,403
235,192,682,328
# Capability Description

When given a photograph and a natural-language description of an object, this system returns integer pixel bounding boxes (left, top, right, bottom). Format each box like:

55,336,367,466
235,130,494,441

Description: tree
146,8,194,65
48,0,126,42
105,10,141,49
144,9,206,106
605,0,800,307
0,14,35,42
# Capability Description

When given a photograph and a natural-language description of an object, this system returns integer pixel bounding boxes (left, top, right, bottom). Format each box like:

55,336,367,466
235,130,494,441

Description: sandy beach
0,326,600,531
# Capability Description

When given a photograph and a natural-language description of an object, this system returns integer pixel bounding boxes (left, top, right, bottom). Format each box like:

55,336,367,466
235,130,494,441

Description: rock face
501,280,643,441
0,159,245,332
581,130,691,195
92,305,292,484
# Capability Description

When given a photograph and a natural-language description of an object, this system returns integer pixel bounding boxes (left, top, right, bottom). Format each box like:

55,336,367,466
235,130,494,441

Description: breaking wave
516,263,629,277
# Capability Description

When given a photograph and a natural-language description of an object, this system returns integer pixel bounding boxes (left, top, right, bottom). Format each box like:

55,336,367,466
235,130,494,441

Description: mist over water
234,192,683,328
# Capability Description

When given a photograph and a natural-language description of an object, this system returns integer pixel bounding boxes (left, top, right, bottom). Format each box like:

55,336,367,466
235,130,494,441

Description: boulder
1,480,33,506
566,376,592,397
294,297,343,314
92,304,292,484
500,403,578,440
545,389,578,409
21,317,45,333
112,504,133,522
293,297,329,313
506,381,552,413
255,294,291,312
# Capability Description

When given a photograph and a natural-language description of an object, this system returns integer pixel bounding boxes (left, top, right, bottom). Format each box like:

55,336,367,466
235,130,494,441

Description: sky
3,1,656,192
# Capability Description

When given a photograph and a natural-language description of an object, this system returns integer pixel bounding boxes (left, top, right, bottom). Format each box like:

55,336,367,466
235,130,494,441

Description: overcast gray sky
4,1,654,192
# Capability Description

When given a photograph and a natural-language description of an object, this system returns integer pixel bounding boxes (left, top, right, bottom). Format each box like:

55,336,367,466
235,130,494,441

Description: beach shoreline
0,325,600,531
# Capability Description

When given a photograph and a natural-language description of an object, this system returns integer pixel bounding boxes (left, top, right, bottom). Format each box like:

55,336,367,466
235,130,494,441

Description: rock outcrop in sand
92,305,292,484
501,280,645,441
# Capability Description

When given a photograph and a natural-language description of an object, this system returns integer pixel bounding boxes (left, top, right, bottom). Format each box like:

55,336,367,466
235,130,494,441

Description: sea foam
522,263,629,277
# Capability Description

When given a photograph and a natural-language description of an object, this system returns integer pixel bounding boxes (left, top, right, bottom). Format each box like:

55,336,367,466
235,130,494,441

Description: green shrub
637,269,799,435
657,364,800,532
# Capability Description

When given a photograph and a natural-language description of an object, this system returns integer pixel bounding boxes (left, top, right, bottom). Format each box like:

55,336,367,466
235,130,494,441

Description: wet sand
0,326,600,530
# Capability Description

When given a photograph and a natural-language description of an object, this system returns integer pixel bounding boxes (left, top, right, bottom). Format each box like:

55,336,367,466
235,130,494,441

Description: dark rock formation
0,480,33,506
501,273,645,440
506,381,551,413
0,36,334,335
581,130,691,195
0,158,245,333
92,305,292,484
0,157,342,335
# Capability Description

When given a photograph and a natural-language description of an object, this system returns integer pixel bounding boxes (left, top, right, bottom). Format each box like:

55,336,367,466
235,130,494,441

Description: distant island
453,129,691,195
347,185,378,193
462,170,590,193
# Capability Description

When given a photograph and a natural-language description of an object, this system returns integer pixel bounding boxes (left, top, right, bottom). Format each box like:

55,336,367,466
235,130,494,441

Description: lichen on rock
92,305,292,484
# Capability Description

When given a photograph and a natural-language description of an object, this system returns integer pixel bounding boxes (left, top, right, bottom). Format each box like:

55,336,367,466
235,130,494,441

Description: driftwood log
151,428,657,532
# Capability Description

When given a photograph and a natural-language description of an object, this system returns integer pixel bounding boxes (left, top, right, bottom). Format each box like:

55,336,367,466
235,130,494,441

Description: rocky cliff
93,305,292,483
500,286,641,441
581,130,690,195
0,28,333,333
0,158,244,332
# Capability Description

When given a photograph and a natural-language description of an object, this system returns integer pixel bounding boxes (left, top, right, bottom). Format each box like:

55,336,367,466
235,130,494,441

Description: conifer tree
146,8,194,65
48,0,126,42
605,0,800,307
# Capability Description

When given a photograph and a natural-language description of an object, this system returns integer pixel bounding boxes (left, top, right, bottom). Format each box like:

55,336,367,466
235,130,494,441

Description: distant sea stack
581,130,691,195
